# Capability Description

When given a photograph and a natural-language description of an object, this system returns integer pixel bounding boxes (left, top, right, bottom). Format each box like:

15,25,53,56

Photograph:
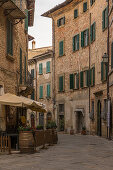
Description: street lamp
102,53,108,63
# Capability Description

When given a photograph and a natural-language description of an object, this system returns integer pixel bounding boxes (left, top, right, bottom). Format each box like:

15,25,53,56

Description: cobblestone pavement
0,134,113,170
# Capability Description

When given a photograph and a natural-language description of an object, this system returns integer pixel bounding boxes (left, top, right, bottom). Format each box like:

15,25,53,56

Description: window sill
39,97,43,99
58,90,65,93
46,72,51,74
73,49,79,53
6,54,15,62
39,73,43,75
59,54,65,57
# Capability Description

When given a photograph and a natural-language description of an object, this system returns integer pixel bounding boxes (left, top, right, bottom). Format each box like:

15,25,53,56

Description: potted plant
36,125,44,130
70,126,74,135
81,126,86,135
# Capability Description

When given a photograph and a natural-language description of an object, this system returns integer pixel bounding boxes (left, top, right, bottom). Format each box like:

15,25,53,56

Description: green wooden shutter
59,76,63,92
20,48,22,84
76,73,79,89
31,89,35,100
91,24,93,42
74,9,78,18
57,19,59,27
24,56,26,83
70,74,74,89
93,22,96,41
80,71,83,88
77,34,79,50
10,22,13,56
73,36,75,52
90,0,93,6
25,9,28,31
59,41,64,56
40,86,43,99
106,6,108,28
47,84,50,97
63,17,65,25
39,63,43,74
92,67,95,86
89,69,92,86
105,63,108,81
101,62,104,81
7,19,13,56
31,69,34,79
46,61,50,73
102,10,105,30
81,31,84,47
83,2,87,12
86,70,89,87
87,29,89,46
111,42,113,69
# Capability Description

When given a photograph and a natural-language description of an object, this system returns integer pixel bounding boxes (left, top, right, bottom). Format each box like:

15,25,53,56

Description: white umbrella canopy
0,93,47,113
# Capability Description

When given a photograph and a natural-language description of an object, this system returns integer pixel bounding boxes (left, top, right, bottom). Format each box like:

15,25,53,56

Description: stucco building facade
42,0,113,136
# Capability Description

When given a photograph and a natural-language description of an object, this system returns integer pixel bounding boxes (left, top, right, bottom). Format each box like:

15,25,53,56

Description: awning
0,93,47,113
0,0,26,19
75,108,85,116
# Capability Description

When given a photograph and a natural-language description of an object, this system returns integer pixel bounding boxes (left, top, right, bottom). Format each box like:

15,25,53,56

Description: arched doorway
76,111,84,133
31,114,35,128
47,112,52,124
97,100,101,136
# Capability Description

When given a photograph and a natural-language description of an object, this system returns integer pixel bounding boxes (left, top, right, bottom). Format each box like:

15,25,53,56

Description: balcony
19,71,34,97
0,0,26,19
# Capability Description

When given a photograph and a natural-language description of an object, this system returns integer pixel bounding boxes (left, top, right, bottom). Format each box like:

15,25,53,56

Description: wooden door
97,100,101,136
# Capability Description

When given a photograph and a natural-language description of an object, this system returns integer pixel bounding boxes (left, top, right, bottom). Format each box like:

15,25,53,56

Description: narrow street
0,134,113,170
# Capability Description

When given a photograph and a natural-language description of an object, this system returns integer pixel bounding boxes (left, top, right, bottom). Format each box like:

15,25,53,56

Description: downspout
35,59,38,125
52,17,56,122
89,13,91,131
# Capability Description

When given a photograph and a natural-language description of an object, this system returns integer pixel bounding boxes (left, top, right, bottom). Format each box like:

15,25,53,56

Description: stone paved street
0,134,113,170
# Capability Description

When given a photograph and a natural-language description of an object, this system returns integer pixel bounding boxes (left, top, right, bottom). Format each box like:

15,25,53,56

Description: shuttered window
59,41,64,56
90,0,95,6
73,34,79,51
47,84,50,97
70,74,74,89
91,22,96,43
89,67,95,86
7,19,13,56
25,9,28,31
31,89,35,100
83,2,87,12
111,42,113,69
31,69,34,79
102,7,108,31
24,56,26,83
57,17,65,27
46,61,50,73
39,63,43,74
81,29,89,47
76,73,79,89
74,9,78,19
80,71,84,88
39,85,43,99
59,76,64,92
20,48,22,84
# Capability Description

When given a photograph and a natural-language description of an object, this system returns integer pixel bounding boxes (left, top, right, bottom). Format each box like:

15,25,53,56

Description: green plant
82,126,86,131
18,126,34,132
46,121,57,129
36,125,44,130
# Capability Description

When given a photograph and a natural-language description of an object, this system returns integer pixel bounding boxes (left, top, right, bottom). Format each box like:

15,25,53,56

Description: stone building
0,0,35,132
28,43,54,128
42,0,113,136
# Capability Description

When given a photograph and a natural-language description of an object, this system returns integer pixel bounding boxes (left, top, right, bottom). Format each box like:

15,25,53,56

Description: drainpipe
35,59,38,125
89,13,91,126
52,17,56,122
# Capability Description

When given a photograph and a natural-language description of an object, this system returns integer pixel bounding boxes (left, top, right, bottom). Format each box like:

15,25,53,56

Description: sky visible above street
28,0,65,49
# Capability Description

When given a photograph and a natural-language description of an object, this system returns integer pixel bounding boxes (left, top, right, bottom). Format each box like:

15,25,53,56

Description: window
31,89,35,100
81,29,89,47
20,48,22,84
59,76,64,92
7,19,13,56
90,0,95,6
102,7,108,31
57,17,65,27
47,84,50,97
39,85,43,99
111,42,113,69
31,69,34,79
101,62,108,82
59,104,64,113
73,34,79,52
39,63,43,74
46,61,50,73
25,9,28,32
83,2,87,12
59,41,64,56
74,9,78,19
83,70,88,87
91,22,96,43
70,73,79,90
24,56,26,83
